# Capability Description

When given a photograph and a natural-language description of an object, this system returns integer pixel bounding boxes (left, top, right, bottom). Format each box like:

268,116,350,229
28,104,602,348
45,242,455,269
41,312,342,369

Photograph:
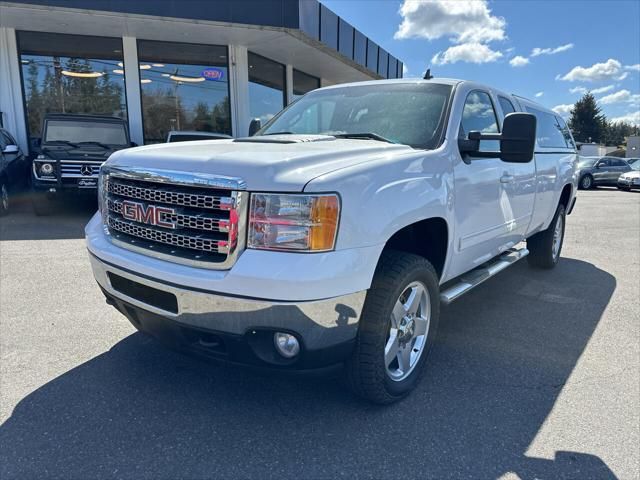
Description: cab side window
460,91,500,152
597,158,610,168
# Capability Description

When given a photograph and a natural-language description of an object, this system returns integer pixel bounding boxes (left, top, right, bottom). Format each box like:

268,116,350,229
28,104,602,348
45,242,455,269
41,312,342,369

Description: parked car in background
0,127,29,216
617,161,640,190
32,114,132,215
576,155,632,189
166,131,232,143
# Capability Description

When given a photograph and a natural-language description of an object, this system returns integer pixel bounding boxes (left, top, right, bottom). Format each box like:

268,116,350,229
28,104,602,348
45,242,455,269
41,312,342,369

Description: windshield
630,160,640,170
578,156,598,167
44,120,128,146
260,83,452,149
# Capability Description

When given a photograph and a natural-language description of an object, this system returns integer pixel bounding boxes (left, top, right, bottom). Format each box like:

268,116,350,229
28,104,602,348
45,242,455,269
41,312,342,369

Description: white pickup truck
86,78,578,404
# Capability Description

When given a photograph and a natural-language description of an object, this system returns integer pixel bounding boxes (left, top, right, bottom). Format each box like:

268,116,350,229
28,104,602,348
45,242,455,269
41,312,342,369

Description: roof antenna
423,68,433,80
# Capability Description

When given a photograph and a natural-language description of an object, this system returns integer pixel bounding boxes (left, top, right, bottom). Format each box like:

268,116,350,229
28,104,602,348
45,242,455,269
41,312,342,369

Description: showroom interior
0,0,403,154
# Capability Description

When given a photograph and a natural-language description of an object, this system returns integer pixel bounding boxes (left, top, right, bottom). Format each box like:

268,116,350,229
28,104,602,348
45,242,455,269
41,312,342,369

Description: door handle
500,174,515,184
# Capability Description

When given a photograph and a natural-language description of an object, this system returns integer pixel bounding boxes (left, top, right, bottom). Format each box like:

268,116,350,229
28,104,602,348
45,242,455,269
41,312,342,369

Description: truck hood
105,135,414,191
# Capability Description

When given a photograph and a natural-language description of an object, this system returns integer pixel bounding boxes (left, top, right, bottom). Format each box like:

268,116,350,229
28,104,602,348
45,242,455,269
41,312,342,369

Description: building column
228,44,250,137
285,64,294,104
122,36,144,145
0,27,28,153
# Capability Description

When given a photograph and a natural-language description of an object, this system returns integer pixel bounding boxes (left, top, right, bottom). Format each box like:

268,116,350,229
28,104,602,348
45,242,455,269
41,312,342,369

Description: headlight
98,170,108,215
248,193,340,252
33,158,56,180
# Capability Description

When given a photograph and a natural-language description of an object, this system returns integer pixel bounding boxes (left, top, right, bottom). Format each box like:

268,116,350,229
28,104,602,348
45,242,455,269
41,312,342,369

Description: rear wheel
345,250,440,404
579,175,593,190
527,203,566,269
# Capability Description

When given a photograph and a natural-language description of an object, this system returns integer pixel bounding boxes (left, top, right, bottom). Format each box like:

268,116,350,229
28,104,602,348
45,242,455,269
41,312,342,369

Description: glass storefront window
17,31,127,142
248,52,286,124
292,69,321,100
137,40,231,144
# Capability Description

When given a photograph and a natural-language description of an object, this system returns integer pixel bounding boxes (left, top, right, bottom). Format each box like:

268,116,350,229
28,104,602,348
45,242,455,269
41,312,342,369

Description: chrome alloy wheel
385,281,431,382
1,184,8,211
581,176,592,189
552,213,564,261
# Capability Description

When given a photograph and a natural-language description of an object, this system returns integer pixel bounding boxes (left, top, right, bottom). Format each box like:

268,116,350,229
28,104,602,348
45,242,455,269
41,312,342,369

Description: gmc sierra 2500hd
86,78,578,404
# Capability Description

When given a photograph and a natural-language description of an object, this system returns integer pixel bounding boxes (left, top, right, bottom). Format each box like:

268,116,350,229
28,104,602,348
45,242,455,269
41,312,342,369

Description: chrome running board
440,246,529,305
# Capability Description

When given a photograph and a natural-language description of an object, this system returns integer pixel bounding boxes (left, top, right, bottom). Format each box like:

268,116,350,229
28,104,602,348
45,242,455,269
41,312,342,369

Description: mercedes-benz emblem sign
80,164,93,176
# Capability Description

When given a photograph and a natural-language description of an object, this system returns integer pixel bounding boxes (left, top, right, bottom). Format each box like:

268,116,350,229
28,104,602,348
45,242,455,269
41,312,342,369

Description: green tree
568,93,606,143
605,120,640,147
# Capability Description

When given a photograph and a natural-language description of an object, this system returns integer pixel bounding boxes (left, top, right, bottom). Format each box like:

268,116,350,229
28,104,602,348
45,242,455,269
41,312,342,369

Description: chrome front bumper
89,253,366,351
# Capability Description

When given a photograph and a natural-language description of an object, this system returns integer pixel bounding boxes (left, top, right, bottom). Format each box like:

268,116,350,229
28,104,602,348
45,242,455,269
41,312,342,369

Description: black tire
344,250,440,404
527,203,566,269
32,193,54,216
579,174,593,190
0,179,9,217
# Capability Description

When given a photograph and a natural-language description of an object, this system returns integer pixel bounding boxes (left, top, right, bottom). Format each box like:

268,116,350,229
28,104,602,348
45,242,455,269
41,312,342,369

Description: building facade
0,0,402,153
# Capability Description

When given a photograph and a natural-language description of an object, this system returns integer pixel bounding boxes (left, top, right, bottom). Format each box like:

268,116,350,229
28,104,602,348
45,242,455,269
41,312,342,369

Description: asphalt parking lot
0,188,638,479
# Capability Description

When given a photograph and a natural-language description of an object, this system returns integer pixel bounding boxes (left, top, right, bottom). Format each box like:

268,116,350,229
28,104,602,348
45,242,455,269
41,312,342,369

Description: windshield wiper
77,141,111,149
263,131,294,135
332,132,397,144
44,140,79,148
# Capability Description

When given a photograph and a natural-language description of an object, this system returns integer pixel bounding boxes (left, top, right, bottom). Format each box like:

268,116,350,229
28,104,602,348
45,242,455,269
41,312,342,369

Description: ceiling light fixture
61,70,103,78
169,74,205,82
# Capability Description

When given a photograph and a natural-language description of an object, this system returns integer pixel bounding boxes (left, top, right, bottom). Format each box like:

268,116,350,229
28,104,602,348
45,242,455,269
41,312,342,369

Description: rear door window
498,96,516,115
525,107,570,149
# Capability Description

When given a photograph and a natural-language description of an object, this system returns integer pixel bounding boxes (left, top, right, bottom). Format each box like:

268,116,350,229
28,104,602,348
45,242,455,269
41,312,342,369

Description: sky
322,0,640,125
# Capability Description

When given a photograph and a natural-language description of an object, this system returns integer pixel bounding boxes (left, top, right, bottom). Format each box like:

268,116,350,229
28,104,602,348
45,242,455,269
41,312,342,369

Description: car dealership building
0,0,403,153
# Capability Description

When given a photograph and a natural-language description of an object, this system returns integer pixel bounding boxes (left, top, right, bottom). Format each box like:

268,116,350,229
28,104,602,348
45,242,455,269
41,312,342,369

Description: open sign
201,68,225,81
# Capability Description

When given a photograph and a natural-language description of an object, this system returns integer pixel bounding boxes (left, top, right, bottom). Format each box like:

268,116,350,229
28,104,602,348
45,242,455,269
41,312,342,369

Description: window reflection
292,69,320,101
138,40,231,144
18,31,126,141
461,91,499,151
248,52,286,124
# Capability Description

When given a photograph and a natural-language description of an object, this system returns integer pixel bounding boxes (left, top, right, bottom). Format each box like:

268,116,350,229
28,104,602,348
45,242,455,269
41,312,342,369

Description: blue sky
323,0,640,125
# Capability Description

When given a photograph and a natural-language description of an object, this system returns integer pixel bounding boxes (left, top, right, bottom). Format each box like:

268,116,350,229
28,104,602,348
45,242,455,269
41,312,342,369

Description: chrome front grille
103,167,247,270
61,160,102,178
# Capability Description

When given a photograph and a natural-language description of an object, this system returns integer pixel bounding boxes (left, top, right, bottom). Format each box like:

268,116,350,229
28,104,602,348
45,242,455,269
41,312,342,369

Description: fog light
40,163,54,175
274,332,300,358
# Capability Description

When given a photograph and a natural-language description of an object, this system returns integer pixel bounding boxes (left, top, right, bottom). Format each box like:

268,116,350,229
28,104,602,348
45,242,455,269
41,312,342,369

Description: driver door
449,90,509,278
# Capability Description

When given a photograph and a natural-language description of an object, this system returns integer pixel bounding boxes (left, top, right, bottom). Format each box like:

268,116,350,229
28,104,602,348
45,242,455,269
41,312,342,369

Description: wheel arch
379,217,449,280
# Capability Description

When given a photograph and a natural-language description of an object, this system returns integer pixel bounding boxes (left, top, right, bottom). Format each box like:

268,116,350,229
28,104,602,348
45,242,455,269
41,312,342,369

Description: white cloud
598,89,640,105
624,64,640,71
509,55,529,67
535,91,544,98
431,42,503,65
531,43,574,57
569,86,587,94
395,0,506,43
617,72,629,81
570,85,614,95
592,85,615,94
609,111,640,126
403,64,409,77
552,104,574,117
559,59,623,82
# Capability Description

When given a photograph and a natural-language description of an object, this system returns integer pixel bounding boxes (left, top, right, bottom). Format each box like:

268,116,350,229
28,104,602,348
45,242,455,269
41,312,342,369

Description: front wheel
32,192,54,216
345,250,440,404
527,203,566,269
0,180,9,216
579,175,593,190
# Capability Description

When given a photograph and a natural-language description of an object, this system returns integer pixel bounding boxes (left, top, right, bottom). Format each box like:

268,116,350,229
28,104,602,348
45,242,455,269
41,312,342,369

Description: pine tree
568,93,606,143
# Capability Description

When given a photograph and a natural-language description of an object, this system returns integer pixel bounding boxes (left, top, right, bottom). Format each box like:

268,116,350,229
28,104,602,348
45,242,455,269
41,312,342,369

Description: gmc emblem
121,200,177,229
